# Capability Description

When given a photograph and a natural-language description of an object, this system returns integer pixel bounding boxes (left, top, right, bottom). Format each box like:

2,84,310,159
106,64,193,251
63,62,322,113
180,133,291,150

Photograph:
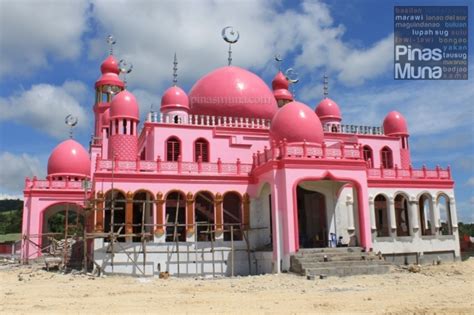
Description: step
292,253,372,261
304,264,391,277
297,247,363,254
298,260,392,269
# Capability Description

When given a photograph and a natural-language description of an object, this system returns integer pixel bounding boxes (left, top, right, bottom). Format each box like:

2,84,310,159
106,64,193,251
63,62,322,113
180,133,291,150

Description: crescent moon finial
222,26,240,66
65,114,78,139
106,35,116,55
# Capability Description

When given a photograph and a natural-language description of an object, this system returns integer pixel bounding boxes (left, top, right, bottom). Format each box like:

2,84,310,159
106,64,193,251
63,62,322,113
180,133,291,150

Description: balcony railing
323,123,384,135
24,177,91,190
147,112,271,129
253,140,363,167
367,165,452,180
96,156,252,176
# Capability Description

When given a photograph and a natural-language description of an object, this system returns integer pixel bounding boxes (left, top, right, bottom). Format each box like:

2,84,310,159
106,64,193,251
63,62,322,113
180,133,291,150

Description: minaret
160,53,190,123
108,90,140,161
315,74,342,132
93,35,124,140
271,55,293,108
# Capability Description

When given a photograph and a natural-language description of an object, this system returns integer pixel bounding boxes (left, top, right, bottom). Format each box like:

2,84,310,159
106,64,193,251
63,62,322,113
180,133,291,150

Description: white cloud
88,0,393,93
332,78,474,136
467,178,474,187
0,152,45,194
0,0,89,79
0,81,89,139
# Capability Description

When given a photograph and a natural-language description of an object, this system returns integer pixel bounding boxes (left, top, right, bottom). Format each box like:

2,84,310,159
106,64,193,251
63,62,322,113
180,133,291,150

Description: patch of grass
0,233,21,243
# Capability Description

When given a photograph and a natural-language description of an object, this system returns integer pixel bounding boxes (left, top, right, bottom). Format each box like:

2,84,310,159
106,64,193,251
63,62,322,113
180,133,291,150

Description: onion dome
95,73,124,90
101,55,120,75
47,139,91,178
189,66,278,119
383,111,408,136
272,71,293,101
102,108,110,126
270,101,324,144
161,86,189,111
110,90,140,120
315,98,342,122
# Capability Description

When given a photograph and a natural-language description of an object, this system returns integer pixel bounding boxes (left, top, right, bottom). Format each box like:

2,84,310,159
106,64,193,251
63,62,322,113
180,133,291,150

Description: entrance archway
296,186,327,248
41,203,84,268
165,191,186,242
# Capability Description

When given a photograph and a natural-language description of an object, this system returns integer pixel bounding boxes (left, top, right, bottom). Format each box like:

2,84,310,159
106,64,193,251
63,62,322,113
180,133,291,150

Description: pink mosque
21,36,460,276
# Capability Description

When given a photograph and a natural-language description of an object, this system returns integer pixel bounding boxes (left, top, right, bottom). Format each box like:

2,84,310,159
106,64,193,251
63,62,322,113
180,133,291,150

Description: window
419,194,432,236
381,146,393,169
395,194,410,236
374,194,389,237
194,138,209,162
166,137,181,161
223,192,243,241
363,145,373,168
438,195,452,235
123,119,127,134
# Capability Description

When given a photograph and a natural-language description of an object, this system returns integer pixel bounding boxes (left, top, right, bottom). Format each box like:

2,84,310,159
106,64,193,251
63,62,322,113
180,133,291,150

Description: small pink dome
102,108,110,125
383,111,408,136
47,139,91,177
189,66,278,119
101,55,120,75
110,90,140,120
161,86,189,111
272,71,293,101
270,101,324,144
315,98,342,121
95,73,124,89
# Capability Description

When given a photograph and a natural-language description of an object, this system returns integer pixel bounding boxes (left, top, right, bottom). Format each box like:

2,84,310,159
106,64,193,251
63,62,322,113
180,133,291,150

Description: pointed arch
380,146,393,169
166,136,181,161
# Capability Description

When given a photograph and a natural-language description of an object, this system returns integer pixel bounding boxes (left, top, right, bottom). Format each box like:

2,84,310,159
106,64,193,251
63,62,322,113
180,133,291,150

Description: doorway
297,186,327,248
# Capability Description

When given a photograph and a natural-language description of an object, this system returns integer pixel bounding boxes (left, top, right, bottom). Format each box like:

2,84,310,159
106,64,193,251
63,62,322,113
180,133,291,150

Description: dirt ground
0,259,473,315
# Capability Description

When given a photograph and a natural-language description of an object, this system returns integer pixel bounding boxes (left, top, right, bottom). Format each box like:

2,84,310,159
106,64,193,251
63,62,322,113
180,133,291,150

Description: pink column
356,182,372,250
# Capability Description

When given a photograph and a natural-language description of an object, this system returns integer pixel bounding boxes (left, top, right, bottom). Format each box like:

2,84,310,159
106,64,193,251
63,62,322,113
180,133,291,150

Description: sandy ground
0,260,473,315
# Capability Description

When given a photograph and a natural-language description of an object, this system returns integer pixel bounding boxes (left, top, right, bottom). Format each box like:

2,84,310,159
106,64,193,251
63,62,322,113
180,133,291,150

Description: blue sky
0,0,472,222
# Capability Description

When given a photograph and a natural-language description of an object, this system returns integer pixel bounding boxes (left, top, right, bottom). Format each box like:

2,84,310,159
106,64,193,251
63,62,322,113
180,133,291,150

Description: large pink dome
383,111,408,136
189,66,278,119
110,90,139,120
270,101,324,144
161,86,189,111
101,55,120,75
315,98,341,121
47,139,91,178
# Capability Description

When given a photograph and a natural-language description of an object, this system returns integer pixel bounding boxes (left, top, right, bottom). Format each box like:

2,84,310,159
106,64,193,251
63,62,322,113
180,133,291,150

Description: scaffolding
22,189,266,278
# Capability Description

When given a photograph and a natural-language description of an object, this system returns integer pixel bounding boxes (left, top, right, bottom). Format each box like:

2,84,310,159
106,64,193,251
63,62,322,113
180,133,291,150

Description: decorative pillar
125,191,133,236
389,197,397,231
368,196,376,231
408,198,419,231
95,191,104,232
432,197,440,229
346,195,355,231
215,193,223,232
449,196,458,228
243,193,250,230
155,192,165,236
186,192,194,234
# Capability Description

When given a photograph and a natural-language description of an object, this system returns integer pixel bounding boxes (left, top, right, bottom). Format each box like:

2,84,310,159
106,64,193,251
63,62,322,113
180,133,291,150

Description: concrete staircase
290,247,392,277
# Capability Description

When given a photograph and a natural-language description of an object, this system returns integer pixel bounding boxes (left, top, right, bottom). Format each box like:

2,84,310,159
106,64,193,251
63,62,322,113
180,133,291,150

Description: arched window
195,191,214,242
165,191,186,242
438,195,452,235
166,137,181,161
374,194,389,237
223,192,243,241
194,138,209,162
419,194,432,236
363,145,373,168
104,190,126,242
381,146,393,169
395,194,410,236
